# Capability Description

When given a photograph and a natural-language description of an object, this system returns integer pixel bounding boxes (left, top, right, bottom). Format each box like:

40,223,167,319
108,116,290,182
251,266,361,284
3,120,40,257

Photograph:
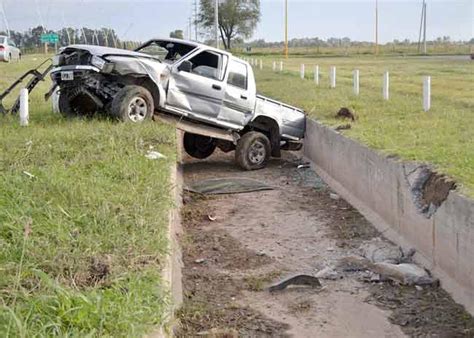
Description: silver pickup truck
50,38,305,170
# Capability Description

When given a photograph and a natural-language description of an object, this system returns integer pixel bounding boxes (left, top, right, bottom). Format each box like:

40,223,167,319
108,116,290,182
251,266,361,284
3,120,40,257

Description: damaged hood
62,44,157,60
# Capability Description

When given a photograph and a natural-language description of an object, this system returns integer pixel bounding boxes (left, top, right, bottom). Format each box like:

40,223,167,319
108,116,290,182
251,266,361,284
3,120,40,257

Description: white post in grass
383,71,390,100
423,76,431,111
280,61,284,72
353,69,360,95
314,65,320,85
259,59,263,70
272,61,276,71
330,66,336,88
19,88,29,126
300,64,305,79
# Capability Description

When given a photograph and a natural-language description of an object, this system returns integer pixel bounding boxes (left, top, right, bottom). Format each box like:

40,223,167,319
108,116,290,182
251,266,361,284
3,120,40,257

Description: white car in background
0,35,21,62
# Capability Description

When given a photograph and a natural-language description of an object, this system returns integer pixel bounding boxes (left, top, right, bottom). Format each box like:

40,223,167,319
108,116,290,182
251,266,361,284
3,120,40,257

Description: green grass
254,55,474,197
0,55,176,336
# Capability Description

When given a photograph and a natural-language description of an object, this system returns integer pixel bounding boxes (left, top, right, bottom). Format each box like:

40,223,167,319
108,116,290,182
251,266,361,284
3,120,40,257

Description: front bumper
50,65,101,84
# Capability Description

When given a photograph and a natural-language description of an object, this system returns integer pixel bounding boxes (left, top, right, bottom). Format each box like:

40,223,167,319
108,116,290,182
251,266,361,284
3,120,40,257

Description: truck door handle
240,95,248,100
212,84,222,90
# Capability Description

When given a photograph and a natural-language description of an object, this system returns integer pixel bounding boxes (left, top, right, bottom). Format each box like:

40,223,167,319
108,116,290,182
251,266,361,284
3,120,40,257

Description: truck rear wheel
183,132,217,159
235,131,271,170
111,85,154,123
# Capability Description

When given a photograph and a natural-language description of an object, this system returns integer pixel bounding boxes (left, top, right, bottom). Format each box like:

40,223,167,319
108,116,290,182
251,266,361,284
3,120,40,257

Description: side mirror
178,60,192,73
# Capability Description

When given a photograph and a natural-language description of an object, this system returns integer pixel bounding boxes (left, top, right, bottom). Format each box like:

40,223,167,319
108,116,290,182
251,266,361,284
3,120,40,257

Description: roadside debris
315,266,341,280
329,193,340,200
268,275,321,292
360,238,411,264
335,124,352,131
335,107,356,121
186,177,274,195
370,262,438,286
22,171,35,179
145,150,166,160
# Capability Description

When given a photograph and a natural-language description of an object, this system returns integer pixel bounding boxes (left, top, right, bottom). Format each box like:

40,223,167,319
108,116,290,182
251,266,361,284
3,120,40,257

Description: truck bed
255,94,306,140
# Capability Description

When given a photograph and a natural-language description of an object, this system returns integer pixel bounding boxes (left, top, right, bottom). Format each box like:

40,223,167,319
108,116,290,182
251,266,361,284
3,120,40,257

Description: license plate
61,71,74,81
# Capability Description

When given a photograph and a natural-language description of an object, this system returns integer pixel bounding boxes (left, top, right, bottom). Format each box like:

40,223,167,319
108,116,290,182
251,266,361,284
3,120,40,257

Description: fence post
383,71,390,100
423,76,431,111
330,66,336,88
300,64,305,79
314,65,319,85
353,69,360,95
272,61,276,71
259,59,263,70
19,88,29,127
280,61,284,72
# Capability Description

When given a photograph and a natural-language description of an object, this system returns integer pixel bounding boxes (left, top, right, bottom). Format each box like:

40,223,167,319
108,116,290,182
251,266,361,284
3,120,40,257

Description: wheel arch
247,116,281,158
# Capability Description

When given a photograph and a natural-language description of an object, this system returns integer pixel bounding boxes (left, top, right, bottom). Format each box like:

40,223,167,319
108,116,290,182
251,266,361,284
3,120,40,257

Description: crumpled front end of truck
50,46,168,120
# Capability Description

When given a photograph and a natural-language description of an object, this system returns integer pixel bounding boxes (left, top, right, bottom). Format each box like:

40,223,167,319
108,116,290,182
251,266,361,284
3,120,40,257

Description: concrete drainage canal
175,151,474,337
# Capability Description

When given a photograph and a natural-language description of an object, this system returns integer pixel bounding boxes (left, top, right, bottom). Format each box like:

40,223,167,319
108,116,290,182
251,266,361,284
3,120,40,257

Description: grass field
244,43,472,57
253,55,474,197
0,56,176,336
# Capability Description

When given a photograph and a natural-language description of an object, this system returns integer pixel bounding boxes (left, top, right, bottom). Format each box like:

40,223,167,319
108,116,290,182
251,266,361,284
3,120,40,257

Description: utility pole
189,17,192,40
417,0,424,52
284,0,288,59
0,1,10,37
375,0,379,56
215,0,219,48
194,0,198,41
423,1,427,54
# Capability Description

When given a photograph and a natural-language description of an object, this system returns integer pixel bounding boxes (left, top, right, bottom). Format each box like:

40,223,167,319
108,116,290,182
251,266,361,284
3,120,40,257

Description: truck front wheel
235,131,271,170
183,132,217,159
111,85,154,123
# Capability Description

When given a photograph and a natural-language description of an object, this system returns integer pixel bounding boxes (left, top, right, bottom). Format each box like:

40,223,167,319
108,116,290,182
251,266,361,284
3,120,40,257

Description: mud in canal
176,151,474,337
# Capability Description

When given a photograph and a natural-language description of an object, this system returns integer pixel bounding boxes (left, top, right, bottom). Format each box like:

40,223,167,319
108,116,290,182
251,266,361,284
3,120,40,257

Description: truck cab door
167,50,227,120
219,60,256,127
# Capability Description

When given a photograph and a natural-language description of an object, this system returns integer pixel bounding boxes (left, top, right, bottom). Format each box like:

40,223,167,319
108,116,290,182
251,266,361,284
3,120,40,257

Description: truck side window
227,60,248,90
189,51,224,81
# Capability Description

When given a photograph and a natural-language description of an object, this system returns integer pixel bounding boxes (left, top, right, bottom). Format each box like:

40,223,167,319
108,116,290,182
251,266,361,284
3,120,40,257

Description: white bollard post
423,76,431,111
52,87,60,114
314,65,320,85
330,66,336,88
383,71,390,100
353,69,360,95
300,64,305,79
272,61,276,71
259,59,263,70
19,88,29,126
279,61,284,72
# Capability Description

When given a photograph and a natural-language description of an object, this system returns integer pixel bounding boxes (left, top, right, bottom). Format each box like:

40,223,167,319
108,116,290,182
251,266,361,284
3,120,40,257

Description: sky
0,0,472,43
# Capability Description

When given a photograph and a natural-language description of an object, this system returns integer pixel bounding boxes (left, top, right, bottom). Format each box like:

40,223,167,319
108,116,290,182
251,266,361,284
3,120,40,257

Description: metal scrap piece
268,274,321,292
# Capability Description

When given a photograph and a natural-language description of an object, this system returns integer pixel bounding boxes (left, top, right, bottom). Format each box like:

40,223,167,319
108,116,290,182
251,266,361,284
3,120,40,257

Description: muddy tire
235,131,271,170
111,85,154,123
183,132,217,159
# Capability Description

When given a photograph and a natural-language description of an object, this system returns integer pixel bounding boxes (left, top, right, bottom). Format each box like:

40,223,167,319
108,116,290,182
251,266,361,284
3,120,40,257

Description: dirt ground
176,150,474,337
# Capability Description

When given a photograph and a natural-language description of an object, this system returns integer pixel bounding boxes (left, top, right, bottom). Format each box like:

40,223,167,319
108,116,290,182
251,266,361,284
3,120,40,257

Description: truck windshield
0,37,5,44
135,40,197,64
